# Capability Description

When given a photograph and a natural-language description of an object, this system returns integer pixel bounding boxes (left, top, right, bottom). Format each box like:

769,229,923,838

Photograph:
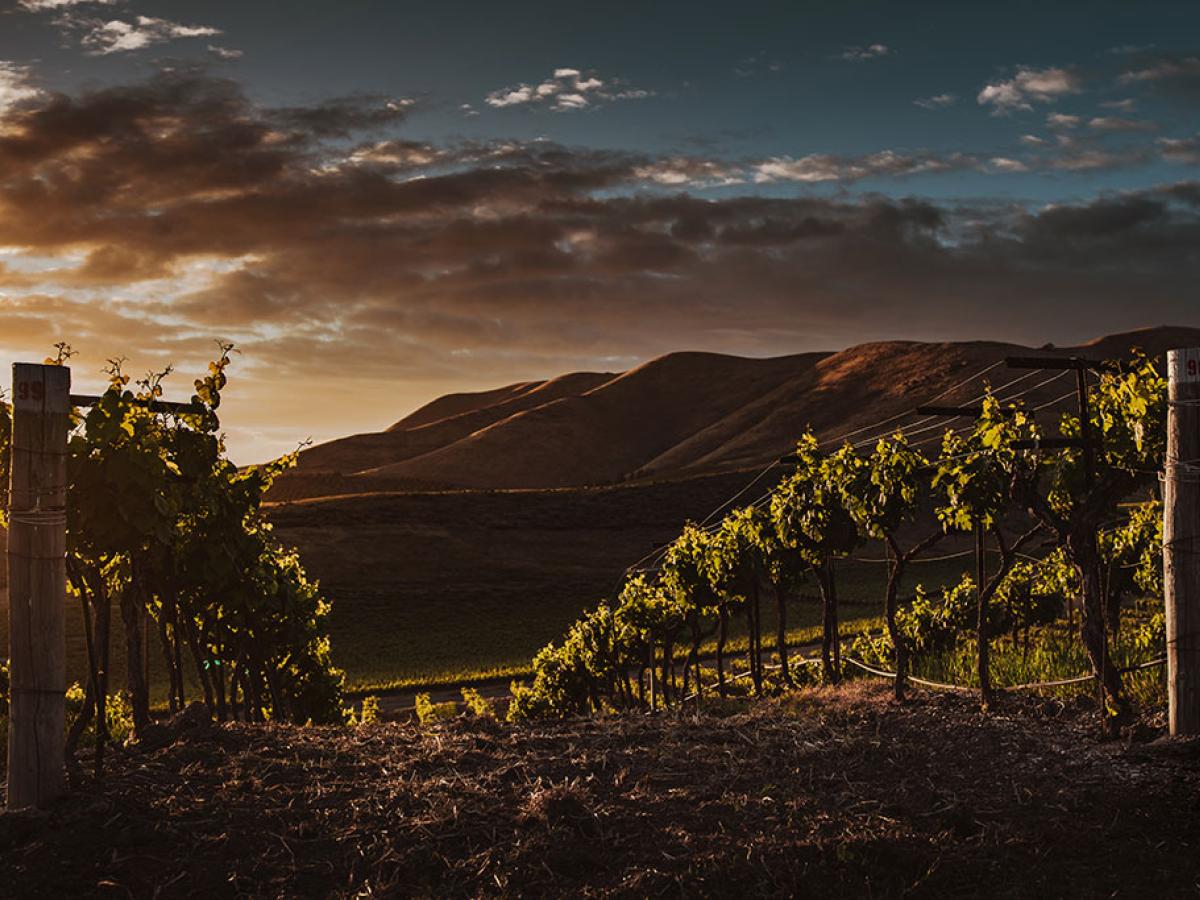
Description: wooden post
976,523,991,708
1165,348,1200,736
6,363,70,809
647,647,657,712
1075,368,1096,487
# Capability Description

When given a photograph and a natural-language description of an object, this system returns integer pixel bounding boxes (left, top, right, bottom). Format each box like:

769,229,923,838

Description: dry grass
4,683,1199,897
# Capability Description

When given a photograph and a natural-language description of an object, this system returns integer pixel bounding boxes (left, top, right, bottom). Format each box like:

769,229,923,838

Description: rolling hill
270,325,1200,500
257,324,1200,686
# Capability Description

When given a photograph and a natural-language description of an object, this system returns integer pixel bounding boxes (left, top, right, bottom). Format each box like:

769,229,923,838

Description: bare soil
4,683,1199,898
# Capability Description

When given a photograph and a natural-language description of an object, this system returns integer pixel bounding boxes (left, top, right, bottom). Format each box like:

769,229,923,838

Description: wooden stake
6,363,70,809
976,524,991,708
1165,347,1200,736
1075,368,1096,487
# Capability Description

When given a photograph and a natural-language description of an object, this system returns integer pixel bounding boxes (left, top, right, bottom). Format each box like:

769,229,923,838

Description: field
0,470,989,702
267,474,983,693
4,682,1198,897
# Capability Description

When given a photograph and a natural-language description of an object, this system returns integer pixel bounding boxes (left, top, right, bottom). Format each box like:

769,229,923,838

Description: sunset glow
1,0,1197,460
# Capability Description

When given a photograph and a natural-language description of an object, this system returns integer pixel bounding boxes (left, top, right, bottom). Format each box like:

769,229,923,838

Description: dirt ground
3,683,1199,898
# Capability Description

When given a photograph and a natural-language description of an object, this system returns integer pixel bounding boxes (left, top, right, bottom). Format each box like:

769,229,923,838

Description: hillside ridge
273,324,1200,500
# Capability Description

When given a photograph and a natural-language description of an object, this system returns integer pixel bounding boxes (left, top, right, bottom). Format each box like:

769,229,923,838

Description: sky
0,0,1198,462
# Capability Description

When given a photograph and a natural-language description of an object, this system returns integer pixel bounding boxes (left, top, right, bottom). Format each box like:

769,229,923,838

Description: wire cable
818,359,1007,448
848,369,1069,451
697,459,783,528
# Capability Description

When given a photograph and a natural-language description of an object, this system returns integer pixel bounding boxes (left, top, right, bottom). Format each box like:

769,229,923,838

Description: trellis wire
842,655,1166,693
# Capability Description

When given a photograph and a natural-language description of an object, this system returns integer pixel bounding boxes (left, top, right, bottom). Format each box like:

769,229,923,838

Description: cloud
1014,115,1161,171
485,68,651,112
342,140,447,170
486,85,534,107
1045,148,1146,171
207,45,243,61
840,44,890,62
1087,116,1157,133
1046,113,1081,129
978,66,1083,114
1118,54,1200,99
22,0,224,56
17,0,118,9
0,62,42,113
554,93,588,110
1161,136,1200,165
77,15,221,54
632,157,743,187
753,150,976,184
988,157,1029,173
1100,98,1137,112
1018,191,1186,243
914,93,957,109
1,71,1196,463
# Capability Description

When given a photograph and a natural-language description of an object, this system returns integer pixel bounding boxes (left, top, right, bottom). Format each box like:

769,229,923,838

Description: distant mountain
269,325,1200,501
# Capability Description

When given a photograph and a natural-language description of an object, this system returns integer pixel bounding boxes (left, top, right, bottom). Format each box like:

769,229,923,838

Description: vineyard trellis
4,342,1197,807
510,348,1186,736
4,345,345,809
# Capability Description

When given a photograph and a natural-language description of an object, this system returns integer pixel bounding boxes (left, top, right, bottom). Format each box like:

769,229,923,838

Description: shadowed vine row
1,344,345,773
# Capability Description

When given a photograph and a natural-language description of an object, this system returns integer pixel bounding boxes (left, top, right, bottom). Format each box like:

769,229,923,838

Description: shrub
414,693,457,725
357,695,381,726
460,687,494,718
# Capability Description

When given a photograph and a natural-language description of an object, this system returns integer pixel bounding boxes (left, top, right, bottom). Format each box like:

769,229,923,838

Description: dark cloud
1,72,1198,461
1022,195,1166,238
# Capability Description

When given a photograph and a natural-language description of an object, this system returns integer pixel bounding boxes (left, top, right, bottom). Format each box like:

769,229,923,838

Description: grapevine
0,344,345,772
509,354,1169,727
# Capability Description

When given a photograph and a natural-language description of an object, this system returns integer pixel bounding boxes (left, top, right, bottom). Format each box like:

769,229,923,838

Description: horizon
15,320,1186,467
0,0,1198,461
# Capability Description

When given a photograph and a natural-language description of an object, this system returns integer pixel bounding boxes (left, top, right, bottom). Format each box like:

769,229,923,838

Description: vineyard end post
1165,348,1200,736
6,363,70,809
975,523,991,709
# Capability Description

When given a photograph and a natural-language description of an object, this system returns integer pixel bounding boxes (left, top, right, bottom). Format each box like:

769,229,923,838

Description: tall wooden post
976,523,991,708
1165,348,1200,736
1075,368,1096,487
6,363,70,809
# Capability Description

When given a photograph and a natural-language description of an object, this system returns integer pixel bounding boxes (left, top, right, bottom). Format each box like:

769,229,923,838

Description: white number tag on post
1168,348,1200,384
